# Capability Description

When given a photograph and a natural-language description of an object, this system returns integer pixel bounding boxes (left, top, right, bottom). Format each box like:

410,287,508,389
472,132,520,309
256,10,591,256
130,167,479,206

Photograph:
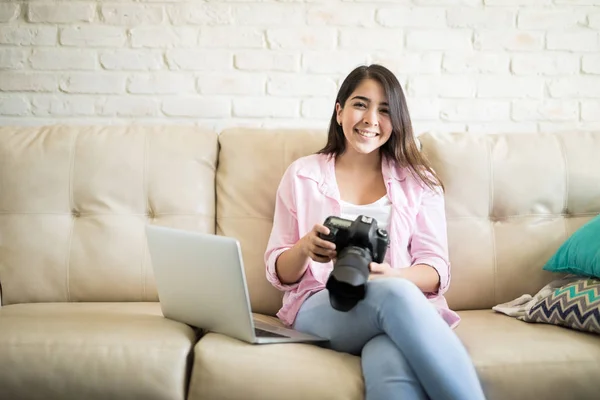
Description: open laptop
145,224,327,345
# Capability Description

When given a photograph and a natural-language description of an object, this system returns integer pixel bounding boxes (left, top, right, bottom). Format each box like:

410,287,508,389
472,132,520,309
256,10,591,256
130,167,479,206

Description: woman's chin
348,141,382,155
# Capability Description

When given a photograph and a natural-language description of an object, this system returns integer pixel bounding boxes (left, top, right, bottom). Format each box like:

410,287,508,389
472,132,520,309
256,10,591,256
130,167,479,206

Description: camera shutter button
361,215,373,224
377,228,388,238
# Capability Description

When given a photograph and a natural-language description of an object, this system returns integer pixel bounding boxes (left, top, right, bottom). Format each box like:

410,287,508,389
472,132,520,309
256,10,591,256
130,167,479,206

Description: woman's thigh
293,278,442,355
293,288,382,355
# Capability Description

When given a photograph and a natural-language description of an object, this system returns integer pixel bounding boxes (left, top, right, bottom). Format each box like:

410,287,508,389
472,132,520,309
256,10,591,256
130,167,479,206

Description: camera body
318,215,390,311
320,215,389,264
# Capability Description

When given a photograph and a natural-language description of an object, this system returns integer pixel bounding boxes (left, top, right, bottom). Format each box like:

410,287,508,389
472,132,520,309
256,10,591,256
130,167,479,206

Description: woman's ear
335,102,342,125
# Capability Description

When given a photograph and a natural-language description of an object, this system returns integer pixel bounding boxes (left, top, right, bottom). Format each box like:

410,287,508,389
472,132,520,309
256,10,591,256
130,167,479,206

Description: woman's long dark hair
318,64,443,191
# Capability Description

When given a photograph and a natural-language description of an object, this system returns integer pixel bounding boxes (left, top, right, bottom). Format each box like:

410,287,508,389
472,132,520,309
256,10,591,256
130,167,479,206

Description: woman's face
336,78,393,156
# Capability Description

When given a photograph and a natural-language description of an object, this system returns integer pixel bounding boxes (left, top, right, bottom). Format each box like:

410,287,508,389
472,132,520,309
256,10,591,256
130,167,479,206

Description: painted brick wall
0,0,599,134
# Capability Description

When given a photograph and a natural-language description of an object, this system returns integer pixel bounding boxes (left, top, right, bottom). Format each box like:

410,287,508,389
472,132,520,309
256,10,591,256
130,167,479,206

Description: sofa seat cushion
0,302,198,400
188,311,600,400
456,310,600,400
188,314,363,400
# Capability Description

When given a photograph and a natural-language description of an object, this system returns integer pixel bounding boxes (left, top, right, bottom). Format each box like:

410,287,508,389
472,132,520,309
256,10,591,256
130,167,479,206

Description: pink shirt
264,153,461,329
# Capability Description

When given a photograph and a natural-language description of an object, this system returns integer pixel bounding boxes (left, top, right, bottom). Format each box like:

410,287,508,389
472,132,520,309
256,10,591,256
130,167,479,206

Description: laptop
145,224,328,345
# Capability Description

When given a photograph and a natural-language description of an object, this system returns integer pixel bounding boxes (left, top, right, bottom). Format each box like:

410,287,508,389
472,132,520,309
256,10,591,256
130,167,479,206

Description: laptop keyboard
254,327,289,338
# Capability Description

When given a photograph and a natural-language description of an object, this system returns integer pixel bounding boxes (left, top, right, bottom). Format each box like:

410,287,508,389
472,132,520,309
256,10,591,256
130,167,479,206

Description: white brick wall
1,0,599,134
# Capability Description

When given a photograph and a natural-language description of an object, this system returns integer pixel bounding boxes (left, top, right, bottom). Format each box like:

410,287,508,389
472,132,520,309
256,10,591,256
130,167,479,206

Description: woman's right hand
300,224,337,263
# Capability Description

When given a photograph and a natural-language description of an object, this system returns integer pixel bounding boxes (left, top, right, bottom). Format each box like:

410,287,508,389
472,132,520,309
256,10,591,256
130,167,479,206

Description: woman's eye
380,109,389,114
354,102,366,108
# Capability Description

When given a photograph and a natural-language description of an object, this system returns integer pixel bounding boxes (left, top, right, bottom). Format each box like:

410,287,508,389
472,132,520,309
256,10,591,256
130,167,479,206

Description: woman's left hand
368,262,399,280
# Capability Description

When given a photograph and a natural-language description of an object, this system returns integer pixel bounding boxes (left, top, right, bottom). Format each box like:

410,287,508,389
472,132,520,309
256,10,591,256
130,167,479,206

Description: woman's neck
335,149,382,174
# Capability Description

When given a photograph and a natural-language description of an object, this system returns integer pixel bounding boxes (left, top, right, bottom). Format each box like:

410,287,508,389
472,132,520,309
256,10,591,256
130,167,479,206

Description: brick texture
0,0,598,134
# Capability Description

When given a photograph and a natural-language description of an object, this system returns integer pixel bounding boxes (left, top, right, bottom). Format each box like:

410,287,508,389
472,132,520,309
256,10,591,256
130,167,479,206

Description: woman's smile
355,128,379,139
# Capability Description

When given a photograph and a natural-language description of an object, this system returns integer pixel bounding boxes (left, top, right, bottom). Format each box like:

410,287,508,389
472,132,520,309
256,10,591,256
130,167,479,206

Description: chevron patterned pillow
519,278,600,335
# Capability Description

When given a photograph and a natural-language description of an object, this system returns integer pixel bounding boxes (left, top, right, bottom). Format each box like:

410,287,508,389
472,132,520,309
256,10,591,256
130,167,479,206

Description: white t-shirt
339,195,393,264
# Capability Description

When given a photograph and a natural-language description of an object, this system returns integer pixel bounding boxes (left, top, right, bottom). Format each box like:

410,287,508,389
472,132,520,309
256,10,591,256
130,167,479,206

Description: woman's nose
363,109,378,126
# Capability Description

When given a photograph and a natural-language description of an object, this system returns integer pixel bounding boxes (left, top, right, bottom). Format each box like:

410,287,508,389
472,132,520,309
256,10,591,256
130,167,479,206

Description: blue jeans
293,278,486,400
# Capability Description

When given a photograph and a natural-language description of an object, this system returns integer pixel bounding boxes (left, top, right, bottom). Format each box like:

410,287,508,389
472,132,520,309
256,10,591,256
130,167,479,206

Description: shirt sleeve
264,164,302,291
409,184,451,296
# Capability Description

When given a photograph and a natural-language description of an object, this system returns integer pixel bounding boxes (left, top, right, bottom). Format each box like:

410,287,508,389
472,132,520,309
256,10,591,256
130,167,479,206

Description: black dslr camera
318,215,390,312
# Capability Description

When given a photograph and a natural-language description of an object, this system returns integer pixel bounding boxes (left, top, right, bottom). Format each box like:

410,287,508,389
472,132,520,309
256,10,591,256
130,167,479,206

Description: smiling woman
264,64,486,400
319,64,443,194
336,79,392,154
332,78,393,207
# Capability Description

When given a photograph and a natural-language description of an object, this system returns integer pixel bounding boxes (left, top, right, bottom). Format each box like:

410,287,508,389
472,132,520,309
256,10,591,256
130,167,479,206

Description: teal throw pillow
543,214,600,279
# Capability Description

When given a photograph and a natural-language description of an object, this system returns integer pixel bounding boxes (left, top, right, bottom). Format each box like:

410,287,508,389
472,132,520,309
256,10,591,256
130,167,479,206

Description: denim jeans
293,278,486,400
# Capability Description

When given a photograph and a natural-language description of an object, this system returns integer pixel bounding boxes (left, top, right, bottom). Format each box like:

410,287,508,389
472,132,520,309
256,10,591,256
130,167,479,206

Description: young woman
264,64,486,400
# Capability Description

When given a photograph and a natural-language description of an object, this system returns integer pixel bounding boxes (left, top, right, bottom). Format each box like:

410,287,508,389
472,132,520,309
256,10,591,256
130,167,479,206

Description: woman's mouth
355,129,379,138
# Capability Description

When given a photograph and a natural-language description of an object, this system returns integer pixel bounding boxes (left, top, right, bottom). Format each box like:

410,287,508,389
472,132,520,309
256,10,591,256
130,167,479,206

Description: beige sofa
1,125,599,400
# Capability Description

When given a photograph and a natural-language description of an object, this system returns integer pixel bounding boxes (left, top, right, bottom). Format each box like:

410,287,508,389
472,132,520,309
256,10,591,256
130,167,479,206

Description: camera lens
326,246,372,311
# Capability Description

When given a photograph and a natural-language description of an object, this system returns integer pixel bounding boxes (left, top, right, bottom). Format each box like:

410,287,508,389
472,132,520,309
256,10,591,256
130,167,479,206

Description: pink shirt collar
297,153,409,200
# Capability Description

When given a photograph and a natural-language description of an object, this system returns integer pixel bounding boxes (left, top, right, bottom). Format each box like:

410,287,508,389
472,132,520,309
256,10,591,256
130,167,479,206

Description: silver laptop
145,224,327,345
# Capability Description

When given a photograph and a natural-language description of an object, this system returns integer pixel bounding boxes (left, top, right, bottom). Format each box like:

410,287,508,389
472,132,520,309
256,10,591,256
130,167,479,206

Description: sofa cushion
543,214,600,279
519,277,600,334
420,131,600,311
188,310,600,400
216,128,327,316
0,125,218,305
187,315,363,400
0,302,198,400
456,310,600,400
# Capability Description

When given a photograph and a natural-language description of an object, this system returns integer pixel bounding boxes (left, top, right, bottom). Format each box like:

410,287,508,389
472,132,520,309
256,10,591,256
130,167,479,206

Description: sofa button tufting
72,210,80,218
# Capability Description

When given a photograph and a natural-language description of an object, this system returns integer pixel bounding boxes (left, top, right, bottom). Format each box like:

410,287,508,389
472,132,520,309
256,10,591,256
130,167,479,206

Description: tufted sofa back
420,131,600,310
0,126,217,305
216,129,600,314
2,126,600,315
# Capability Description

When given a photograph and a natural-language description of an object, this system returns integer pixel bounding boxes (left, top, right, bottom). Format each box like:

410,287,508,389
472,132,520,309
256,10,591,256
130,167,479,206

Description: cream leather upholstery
190,331,363,400
0,125,216,400
216,128,327,316
455,310,600,400
0,303,197,400
1,125,599,400
421,132,600,310
0,126,217,305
